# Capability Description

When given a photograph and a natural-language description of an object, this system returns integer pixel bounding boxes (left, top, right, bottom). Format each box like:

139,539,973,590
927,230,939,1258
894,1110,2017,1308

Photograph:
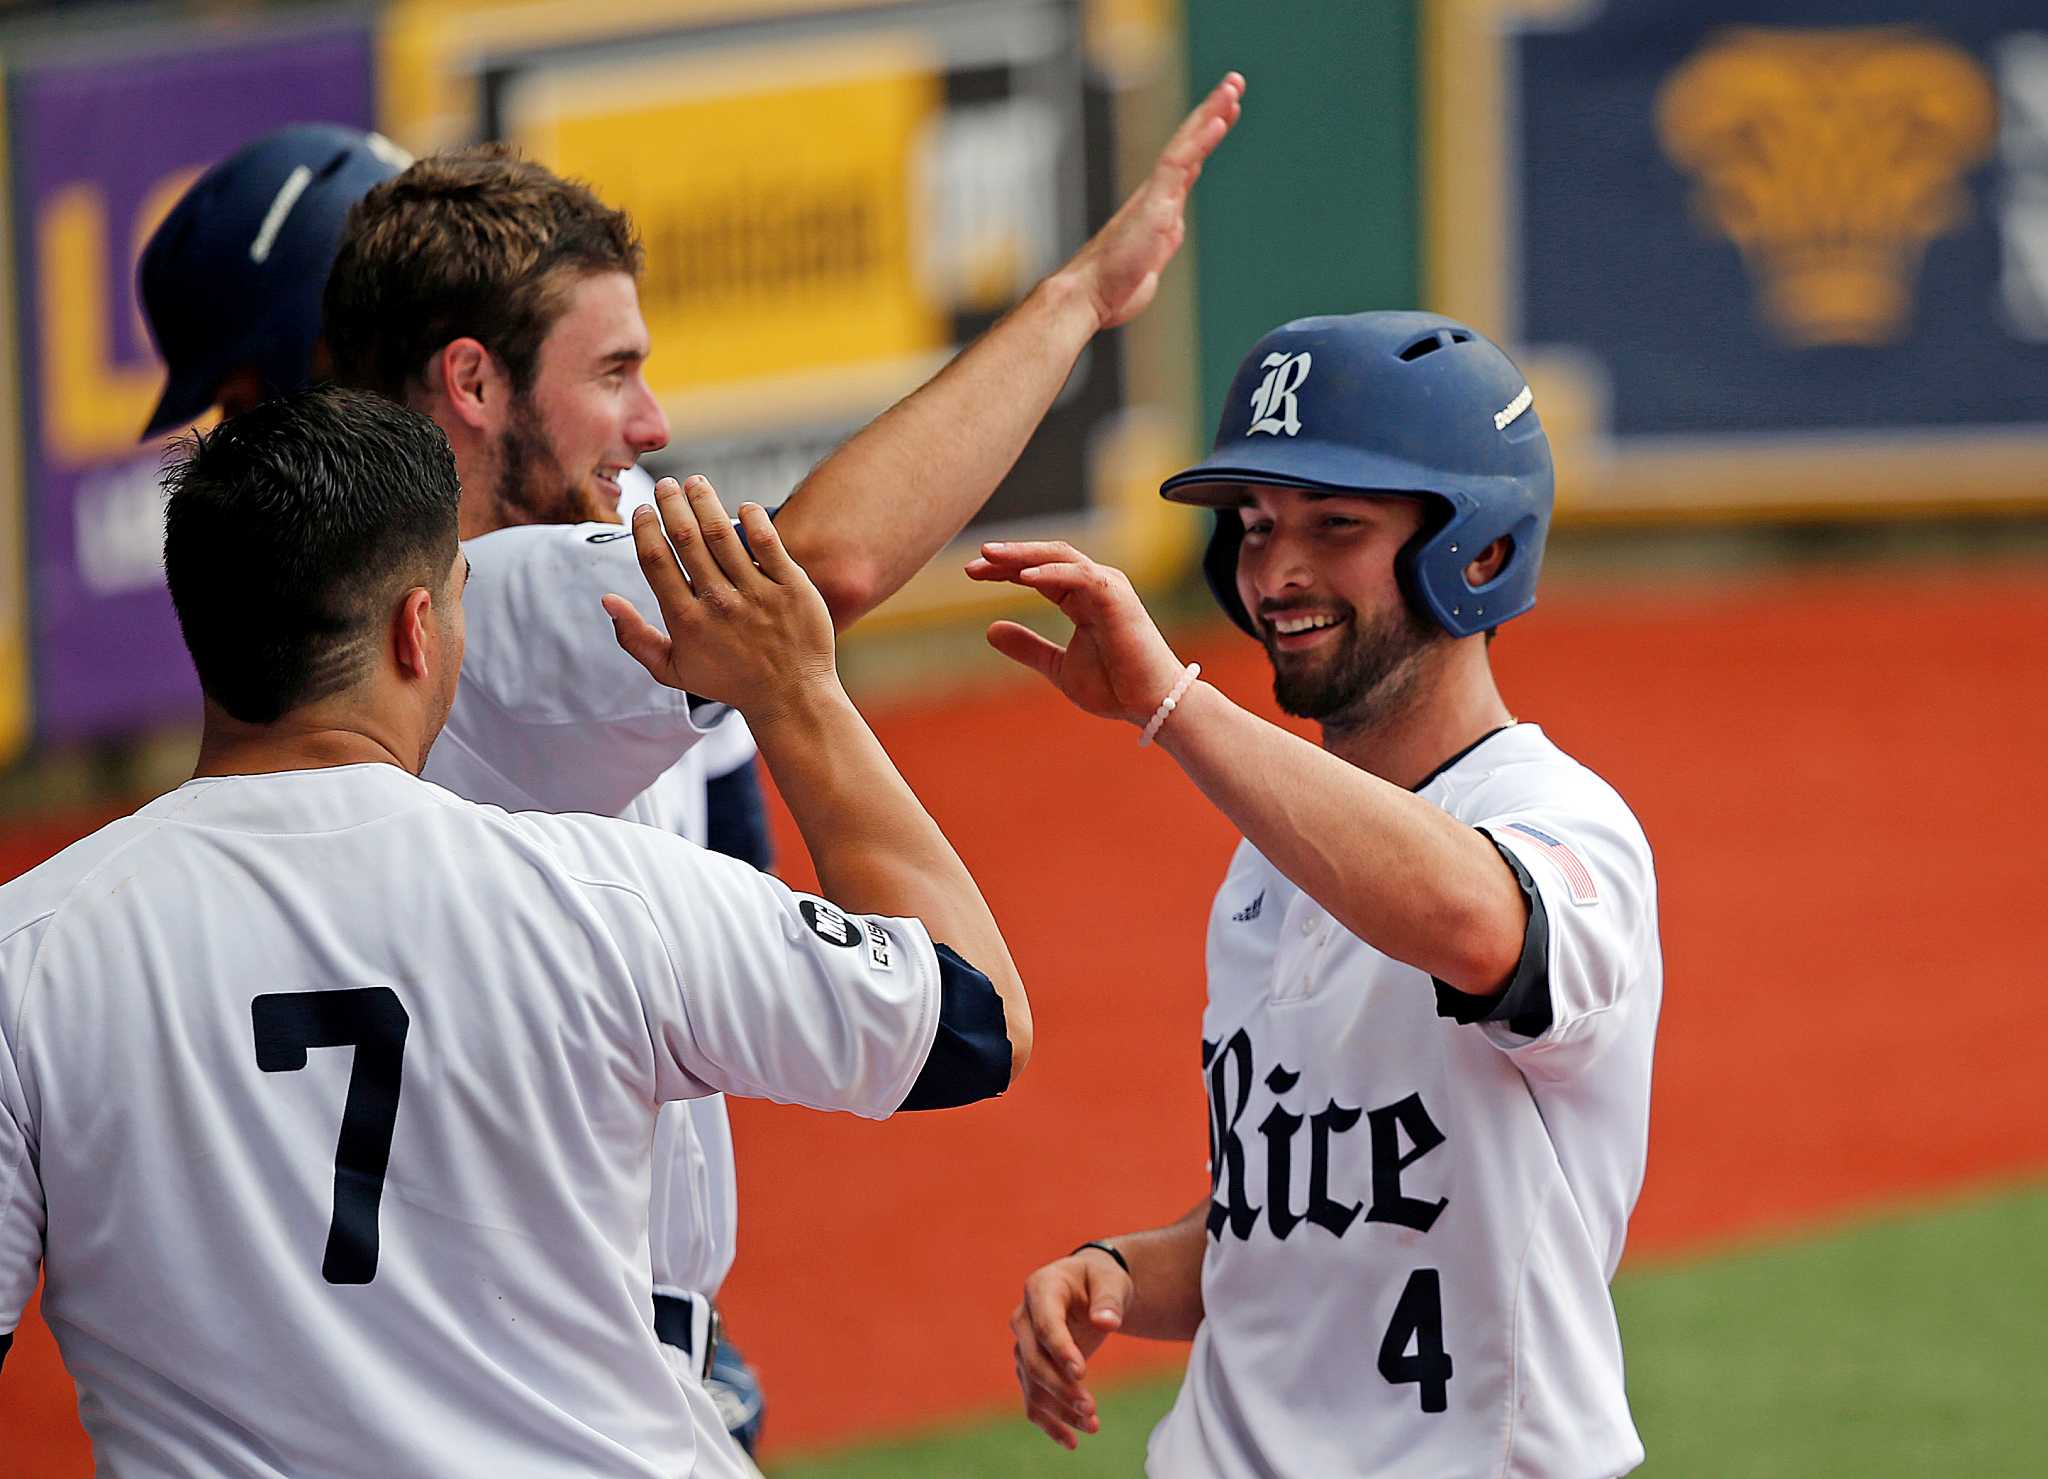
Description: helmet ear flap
1405,504,1546,637
1394,495,1455,635
1202,512,1259,637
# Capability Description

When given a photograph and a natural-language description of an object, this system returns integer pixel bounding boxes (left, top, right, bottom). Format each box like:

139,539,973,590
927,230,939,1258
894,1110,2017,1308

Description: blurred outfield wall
0,0,2043,773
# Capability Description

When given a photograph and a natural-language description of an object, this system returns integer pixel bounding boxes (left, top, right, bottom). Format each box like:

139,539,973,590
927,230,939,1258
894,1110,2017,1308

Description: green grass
768,1182,2048,1478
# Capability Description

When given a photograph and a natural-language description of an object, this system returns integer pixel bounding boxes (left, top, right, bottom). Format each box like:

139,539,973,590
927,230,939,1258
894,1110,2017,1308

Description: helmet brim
1160,438,1456,510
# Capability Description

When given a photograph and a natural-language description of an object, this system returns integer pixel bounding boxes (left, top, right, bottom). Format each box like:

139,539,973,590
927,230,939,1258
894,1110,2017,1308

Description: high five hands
1061,72,1246,332
604,475,839,717
966,541,1189,728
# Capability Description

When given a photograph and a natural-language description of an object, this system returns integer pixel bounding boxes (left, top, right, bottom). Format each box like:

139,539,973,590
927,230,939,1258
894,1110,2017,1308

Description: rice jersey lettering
1202,1028,1448,1244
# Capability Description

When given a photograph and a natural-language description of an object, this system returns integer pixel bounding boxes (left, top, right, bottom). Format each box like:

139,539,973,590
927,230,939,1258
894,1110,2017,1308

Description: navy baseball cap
139,124,411,440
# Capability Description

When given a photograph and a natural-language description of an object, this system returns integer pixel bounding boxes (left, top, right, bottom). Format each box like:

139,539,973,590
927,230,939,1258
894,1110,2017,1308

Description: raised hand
965,540,1187,725
1010,1248,1134,1449
1057,71,1246,332
603,475,838,717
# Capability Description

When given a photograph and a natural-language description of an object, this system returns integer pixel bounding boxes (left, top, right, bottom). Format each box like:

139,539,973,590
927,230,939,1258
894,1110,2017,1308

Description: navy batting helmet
139,124,411,440
1161,311,1553,640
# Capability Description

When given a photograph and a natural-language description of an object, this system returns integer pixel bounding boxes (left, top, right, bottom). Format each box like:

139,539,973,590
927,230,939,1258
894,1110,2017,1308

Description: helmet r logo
1246,352,1312,437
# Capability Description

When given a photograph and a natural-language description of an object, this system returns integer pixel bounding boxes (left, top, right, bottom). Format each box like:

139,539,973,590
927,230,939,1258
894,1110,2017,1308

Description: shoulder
460,521,648,628
493,808,790,971
0,812,179,1030
453,522,693,730
464,520,640,583
494,806,704,887
460,520,656,634
0,813,171,940
1432,727,1656,923
1441,727,1649,852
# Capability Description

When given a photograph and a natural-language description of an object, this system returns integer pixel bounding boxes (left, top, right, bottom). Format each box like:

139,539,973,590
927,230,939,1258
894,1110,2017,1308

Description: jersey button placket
1303,917,1332,999
1272,902,1327,1003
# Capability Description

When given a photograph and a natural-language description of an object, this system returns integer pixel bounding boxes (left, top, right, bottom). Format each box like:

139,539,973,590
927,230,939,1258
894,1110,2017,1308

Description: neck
192,700,424,781
415,388,504,542
1319,638,1514,789
450,434,503,542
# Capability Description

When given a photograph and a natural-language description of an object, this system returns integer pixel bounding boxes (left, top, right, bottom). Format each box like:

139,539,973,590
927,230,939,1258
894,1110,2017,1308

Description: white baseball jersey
424,515,757,1303
0,764,940,1478
1147,723,1660,1479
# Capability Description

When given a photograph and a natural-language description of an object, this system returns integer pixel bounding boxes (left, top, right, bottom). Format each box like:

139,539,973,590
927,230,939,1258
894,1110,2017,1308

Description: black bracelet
1071,1240,1130,1275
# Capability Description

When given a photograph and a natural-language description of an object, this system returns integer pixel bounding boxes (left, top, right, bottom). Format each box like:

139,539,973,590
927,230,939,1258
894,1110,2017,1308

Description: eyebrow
598,346,645,371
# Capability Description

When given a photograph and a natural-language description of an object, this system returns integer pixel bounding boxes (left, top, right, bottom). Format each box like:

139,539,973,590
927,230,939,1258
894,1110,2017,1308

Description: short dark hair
163,384,460,724
323,144,642,401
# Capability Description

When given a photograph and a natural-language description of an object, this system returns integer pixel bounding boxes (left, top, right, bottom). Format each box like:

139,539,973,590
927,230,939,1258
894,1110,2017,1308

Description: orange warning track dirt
5,568,2045,1470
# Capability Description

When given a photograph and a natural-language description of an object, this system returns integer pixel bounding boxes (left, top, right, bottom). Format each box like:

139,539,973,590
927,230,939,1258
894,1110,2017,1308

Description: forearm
775,274,1099,627
1155,684,1527,992
745,683,1030,1074
1097,1200,1209,1341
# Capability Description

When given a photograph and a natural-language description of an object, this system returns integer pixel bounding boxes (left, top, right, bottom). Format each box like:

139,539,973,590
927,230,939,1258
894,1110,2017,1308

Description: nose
626,374,670,455
1244,524,1315,603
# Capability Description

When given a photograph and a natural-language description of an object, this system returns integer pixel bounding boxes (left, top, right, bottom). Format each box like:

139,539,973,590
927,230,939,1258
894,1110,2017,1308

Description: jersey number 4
252,988,410,1285
1378,1268,1453,1413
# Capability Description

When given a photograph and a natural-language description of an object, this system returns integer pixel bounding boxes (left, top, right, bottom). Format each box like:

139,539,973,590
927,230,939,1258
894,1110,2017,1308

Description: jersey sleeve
692,710,758,780
0,919,50,1348
1452,797,1659,1075
532,814,944,1119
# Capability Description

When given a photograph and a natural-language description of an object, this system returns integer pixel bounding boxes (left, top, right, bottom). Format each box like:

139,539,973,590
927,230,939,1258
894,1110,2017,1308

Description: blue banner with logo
1427,0,2048,517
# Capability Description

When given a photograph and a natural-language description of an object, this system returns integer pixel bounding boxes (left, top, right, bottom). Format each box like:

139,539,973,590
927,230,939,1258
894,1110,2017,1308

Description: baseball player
0,384,1030,1477
980,313,1662,1478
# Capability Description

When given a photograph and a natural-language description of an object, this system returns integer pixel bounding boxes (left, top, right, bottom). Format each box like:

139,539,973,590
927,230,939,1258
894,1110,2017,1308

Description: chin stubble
1266,599,1442,732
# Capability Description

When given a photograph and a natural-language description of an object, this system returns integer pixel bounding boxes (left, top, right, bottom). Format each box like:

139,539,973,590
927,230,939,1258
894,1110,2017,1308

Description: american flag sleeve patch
1503,822,1600,906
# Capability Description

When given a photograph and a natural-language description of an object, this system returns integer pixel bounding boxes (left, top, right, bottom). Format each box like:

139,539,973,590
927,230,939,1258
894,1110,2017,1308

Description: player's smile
593,464,631,511
1263,605,1350,652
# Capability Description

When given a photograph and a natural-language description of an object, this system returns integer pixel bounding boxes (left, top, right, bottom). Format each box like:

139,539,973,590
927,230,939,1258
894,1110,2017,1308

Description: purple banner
10,23,374,739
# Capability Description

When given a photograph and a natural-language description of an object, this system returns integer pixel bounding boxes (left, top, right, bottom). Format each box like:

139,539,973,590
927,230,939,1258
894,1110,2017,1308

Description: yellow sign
0,80,29,760
500,36,946,412
1659,27,1997,346
381,0,1204,627
35,169,199,463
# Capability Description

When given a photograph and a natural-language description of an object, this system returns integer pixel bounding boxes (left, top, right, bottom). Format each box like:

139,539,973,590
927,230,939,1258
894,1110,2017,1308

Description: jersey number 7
252,988,411,1285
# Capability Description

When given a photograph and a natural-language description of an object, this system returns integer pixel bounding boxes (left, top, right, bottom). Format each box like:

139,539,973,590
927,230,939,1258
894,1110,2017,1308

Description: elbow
811,559,886,630
1441,938,1524,998
780,524,885,628
1437,900,1529,997
1004,993,1034,1087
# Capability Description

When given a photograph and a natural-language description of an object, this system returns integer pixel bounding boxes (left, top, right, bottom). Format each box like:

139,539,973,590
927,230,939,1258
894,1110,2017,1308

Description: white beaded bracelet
1138,662,1202,747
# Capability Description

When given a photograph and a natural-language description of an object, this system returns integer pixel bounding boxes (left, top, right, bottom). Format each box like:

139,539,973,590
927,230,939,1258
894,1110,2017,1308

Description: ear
1463,537,1512,588
212,365,271,423
430,338,505,435
394,586,437,683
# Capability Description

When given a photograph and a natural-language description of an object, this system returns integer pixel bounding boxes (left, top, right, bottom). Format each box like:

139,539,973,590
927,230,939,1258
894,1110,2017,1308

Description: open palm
966,542,1186,728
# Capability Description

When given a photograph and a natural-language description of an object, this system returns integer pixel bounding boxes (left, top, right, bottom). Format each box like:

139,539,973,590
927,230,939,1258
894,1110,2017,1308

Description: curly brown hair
323,144,642,402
